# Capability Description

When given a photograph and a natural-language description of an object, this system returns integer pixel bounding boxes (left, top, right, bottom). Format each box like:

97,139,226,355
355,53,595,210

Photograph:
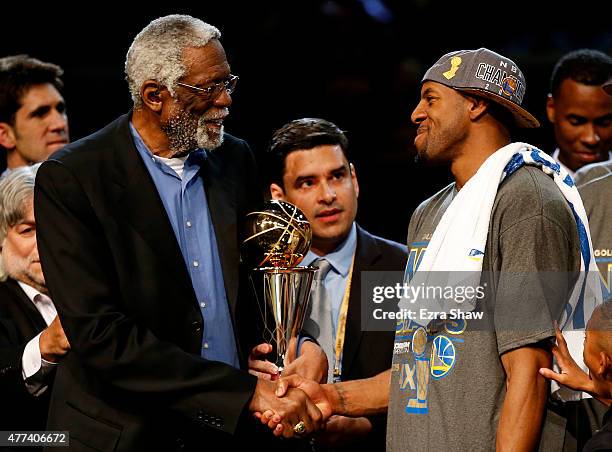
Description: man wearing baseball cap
384,47,601,450
270,48,603,451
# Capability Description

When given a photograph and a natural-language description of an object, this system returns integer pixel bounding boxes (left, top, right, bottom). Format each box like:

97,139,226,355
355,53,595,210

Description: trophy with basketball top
241,199,316,372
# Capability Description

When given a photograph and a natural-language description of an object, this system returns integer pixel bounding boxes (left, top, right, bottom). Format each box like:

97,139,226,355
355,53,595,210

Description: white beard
196,117,224,151
1,248,46,293
163,108,227,157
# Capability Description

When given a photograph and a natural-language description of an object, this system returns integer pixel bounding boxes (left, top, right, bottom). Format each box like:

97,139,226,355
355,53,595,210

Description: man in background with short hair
575,76,612,302
0,55,69,173
555,75,612,451
251,118,406,450
546,49,612,176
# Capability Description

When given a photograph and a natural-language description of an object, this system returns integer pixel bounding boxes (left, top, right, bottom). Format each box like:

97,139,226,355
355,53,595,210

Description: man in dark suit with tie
33,15,325,452
0,164,70,448
250,118,407,450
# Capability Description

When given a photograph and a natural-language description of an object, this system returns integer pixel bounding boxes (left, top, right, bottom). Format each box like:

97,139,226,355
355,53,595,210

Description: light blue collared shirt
130,124,239,368
302,223,357,340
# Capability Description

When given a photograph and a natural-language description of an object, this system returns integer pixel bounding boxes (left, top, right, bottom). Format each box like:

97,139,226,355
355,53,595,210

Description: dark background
2,1,610,244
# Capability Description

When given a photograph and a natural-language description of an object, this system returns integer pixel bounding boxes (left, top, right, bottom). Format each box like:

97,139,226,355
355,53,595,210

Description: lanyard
332,254,355,383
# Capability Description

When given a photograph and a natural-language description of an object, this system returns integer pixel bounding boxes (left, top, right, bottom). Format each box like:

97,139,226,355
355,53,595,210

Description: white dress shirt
18,281,58,396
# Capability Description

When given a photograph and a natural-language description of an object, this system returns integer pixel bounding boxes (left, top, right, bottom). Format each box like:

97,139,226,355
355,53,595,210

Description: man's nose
49,109,68,134
580,123,600,147
319,182,336,203
411,102,426,125
213,87,232,108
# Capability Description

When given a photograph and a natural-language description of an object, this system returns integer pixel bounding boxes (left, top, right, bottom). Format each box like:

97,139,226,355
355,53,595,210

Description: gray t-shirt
387,166,580,451
578,169,612,302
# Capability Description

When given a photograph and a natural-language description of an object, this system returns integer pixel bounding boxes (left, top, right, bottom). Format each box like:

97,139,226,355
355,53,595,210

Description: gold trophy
242,200,316,372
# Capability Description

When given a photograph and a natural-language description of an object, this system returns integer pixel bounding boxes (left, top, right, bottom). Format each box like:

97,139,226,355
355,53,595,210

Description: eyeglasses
176,74,238,101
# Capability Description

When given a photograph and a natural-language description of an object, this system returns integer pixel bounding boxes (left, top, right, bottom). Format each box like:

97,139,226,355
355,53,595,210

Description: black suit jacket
0,278,51,448
34,113,264,451
340,225,406,382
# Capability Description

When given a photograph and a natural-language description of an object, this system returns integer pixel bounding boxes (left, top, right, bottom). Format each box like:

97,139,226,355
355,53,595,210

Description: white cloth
18,282,58,396
399,142,603,400
155,154,188,179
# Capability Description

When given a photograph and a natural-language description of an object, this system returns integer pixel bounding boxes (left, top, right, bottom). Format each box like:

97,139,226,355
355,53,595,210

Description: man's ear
600,351,612,381
140,80,165,112
269,183,285,200
350,162,359,198
0,122,17,150
546,94,556,124
467,96,489,122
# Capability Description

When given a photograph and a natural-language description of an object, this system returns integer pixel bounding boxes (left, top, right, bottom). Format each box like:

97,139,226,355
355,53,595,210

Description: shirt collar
129,123,207,178
17,281,44,303
302,222,357,277
551,148,612,177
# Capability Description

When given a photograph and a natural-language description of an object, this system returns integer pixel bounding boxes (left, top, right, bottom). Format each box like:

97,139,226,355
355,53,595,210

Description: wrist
322,383,342,415
40,352,60,363
249,378,267,411
38,333,55,363
582,379,596,394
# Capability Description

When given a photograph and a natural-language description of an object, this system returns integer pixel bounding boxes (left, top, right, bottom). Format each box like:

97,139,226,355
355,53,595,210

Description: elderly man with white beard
0,164,70,448
33,14,327,452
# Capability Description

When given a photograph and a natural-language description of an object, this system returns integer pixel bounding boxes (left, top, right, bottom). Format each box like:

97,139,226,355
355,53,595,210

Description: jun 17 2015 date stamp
0,432,69,447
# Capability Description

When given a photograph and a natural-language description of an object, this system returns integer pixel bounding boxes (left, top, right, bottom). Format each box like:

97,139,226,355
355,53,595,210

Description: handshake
247,340,379,443
247,340,334,438
248,370,334,438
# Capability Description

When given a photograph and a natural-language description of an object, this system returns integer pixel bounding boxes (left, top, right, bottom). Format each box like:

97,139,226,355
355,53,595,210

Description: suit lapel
110,115,239,319
201,150,239,317
341,226,381,376
112,114,197,304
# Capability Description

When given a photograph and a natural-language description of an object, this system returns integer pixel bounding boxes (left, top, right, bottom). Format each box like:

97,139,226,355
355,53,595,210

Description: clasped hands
247,339,333,438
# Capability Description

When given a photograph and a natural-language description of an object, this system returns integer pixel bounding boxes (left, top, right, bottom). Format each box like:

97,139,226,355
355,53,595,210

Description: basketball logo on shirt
430,335,456,379
396,319,465,415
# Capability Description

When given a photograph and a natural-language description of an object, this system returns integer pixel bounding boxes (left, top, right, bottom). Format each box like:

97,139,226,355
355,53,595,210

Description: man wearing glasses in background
33,15,326,451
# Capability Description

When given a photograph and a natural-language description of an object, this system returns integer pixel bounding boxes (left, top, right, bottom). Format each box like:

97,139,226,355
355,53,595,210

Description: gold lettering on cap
443,56,462,80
